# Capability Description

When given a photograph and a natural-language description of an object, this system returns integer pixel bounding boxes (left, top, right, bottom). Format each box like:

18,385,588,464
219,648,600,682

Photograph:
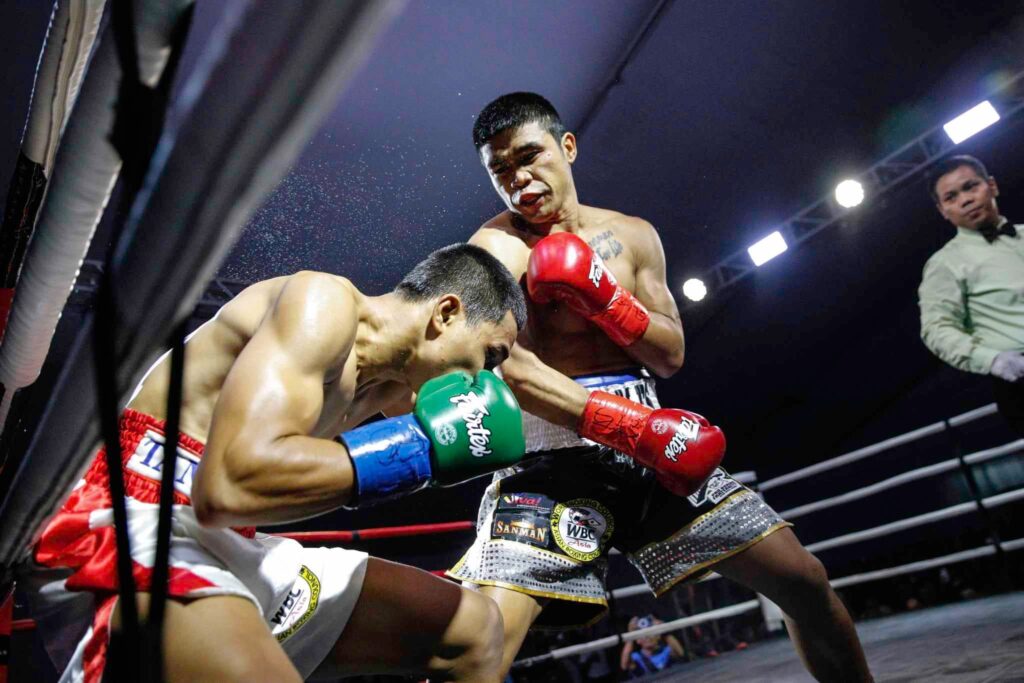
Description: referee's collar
956,216,1014,240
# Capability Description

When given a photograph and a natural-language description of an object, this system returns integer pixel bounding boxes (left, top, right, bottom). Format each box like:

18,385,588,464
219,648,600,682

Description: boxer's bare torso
129,272,409,444
472,207,654,377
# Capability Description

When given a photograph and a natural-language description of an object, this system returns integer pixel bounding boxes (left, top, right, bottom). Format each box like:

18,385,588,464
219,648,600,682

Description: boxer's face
934,166,1000,230
408,295,517,390
480,121,577,226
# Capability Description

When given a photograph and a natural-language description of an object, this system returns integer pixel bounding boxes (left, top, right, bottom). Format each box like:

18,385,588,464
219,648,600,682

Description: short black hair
926,155,989,202
473,92,568,150
396,243,527,330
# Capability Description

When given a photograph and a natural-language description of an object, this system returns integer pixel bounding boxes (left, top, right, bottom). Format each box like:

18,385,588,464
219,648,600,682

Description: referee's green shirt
918,217,1024,374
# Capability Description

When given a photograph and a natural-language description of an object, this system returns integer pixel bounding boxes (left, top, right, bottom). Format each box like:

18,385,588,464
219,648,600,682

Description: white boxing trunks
30,409,367,682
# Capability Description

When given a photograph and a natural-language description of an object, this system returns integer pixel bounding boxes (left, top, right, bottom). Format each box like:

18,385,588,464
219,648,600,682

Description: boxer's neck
522,186,583,237
351,292,421,386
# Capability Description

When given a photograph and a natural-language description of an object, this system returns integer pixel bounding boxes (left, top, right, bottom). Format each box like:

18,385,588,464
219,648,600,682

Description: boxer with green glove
39,244,530,683
342,370,526,504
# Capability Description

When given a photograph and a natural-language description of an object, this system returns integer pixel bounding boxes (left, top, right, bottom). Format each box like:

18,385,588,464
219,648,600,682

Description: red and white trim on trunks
35,409,255,683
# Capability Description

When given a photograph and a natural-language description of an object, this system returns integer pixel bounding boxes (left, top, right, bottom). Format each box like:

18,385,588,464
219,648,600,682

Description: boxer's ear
561,132,577,164
429,294,463,333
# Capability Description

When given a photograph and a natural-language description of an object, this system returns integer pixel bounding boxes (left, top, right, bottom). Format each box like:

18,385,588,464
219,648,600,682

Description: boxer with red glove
576,391,725,496
527,232,651,347
525,233,721,494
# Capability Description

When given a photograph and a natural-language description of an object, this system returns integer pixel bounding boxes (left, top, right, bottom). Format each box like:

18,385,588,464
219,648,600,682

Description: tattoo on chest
588,230,624,261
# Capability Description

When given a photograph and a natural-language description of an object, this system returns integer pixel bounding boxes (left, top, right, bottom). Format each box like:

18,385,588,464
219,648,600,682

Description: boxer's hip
34,408,257,595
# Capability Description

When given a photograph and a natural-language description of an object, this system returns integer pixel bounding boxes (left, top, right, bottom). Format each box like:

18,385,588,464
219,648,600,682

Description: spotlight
747,231,787,267
682,278,707,302
834,179,864,208
943,101,1000,144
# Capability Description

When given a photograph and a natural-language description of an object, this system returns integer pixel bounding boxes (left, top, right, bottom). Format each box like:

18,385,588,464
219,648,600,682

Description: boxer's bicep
632,223,682,326
197,274,356,523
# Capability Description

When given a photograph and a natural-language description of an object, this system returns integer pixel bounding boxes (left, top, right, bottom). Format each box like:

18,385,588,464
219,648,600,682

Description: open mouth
515,189,546,208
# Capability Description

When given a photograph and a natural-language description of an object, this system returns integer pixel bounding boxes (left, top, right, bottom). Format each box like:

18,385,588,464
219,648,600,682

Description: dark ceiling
3,1,1024,481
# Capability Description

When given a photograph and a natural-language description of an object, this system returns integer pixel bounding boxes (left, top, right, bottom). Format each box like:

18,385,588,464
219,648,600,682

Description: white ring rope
0,0,191,429
1003,537,1024,553
829,545,997,589
759,403,998,491
780,439,1024,519
514,600,762,666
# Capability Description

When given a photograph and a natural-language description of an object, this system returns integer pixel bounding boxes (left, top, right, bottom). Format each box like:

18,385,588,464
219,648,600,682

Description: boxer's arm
499,340,589,430
620,221,684,377
378,385,415,417
470,225,589,429
194,272,357,527
620,640,635,671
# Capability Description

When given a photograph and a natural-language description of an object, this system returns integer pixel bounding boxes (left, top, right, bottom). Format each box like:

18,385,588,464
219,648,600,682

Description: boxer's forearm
621,311,684,378
194,435,355,527
500,346,589,430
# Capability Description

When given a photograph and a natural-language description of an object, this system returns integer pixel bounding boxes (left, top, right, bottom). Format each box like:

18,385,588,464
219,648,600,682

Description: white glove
990,351,1024,382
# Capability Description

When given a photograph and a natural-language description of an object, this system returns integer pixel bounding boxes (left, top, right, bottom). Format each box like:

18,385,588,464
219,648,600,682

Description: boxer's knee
769,551,835,620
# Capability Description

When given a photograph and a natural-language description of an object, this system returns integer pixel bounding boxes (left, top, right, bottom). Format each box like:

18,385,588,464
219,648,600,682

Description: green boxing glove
341,370,525,503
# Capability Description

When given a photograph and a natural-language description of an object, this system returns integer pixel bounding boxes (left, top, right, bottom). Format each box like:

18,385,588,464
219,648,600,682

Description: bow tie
979,222,1017,243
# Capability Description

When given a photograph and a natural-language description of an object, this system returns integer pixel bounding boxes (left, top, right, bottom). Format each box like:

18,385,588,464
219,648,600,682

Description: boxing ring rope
0,0,105,352
0,0,406,573
779,439,1024,520
0,0,181,431
275,521,476,543
759,403,999,492
513,601,764,668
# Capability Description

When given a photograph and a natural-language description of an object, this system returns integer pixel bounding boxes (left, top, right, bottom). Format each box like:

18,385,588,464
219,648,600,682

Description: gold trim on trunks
634,488,750,556
450,575,608,608
651,521,793,597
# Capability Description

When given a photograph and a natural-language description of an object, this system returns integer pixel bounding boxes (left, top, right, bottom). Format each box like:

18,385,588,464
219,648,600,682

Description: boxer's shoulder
581,206,657,238
577,207,660,266
263,271,359,358
475,211,526,240
471,216,532,273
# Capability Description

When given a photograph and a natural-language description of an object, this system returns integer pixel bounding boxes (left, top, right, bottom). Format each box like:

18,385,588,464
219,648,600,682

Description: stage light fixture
943,101,1000,144
834,179,865,208
748,231,787,266
682,278,707,302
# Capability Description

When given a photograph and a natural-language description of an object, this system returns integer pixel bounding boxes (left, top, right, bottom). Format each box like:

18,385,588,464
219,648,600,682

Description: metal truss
71,260,250,320
697,69,1024,301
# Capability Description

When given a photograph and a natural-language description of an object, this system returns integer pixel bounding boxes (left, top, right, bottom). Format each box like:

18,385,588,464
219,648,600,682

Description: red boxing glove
527,232,651,347
577,391,725,496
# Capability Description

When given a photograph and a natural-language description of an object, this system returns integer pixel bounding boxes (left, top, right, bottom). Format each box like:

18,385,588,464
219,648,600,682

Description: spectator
620,615,685,678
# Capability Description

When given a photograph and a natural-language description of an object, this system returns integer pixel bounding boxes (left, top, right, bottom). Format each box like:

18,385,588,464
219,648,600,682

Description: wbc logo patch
271,566,321,643
551,499,614,562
